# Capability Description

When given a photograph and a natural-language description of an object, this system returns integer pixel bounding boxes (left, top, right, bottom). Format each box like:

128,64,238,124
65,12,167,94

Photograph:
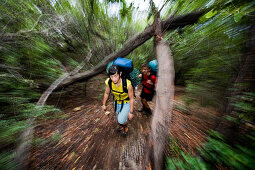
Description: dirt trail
28,74,220,169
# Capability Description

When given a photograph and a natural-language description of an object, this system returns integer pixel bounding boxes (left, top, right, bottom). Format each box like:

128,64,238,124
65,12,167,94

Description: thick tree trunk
153,20,175,170
56,11,204,89
144,15,175,170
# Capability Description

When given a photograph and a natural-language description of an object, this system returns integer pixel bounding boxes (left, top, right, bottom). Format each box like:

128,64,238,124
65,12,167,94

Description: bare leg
141,98,151,110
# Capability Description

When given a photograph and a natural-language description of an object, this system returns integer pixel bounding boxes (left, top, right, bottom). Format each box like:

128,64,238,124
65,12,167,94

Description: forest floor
28,74,222,169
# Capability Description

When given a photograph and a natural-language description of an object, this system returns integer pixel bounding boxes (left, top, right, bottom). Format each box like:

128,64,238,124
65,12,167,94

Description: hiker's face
142,67,150,75
110,72,120,84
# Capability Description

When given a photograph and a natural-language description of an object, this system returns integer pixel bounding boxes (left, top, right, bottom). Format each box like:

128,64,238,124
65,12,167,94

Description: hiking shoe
121,126,128,137
139,107,152,115
121,131,127,137
138,108,147,115
115,128,121,133
142,110,148,115
145,109,152,115
115,125,122,133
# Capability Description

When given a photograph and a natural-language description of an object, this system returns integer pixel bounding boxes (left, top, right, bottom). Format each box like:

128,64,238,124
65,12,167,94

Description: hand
102,105,107,112
146,79,153,85
138,74,142,78
128,112,134,120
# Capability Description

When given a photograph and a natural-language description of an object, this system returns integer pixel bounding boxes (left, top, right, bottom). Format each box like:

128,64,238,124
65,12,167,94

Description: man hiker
102,65,134,137
138,63,157,115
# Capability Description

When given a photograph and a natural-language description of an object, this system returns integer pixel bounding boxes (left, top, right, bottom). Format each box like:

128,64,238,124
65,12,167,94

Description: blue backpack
106,58,139,92
148,60,158,76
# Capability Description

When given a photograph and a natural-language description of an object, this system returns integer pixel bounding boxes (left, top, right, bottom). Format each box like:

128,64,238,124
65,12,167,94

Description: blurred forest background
0,0,255,169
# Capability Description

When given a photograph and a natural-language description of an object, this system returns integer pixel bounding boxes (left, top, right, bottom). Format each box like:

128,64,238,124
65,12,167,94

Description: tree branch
0,64,22,70
54,10,205,89
162,10,205,31
57,25,155,89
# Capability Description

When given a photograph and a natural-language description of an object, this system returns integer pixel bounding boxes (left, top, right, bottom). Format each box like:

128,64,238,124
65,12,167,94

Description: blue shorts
115,102,130,124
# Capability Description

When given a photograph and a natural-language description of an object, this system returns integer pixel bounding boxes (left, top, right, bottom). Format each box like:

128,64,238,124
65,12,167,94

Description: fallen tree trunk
56,11,204,89
57,25,155,89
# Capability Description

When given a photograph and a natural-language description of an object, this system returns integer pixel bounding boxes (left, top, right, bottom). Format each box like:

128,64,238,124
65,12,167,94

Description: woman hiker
102,65,134,137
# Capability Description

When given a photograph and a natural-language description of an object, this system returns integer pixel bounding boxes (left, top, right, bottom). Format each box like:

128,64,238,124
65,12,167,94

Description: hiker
138,63,157,115
102,65,134,137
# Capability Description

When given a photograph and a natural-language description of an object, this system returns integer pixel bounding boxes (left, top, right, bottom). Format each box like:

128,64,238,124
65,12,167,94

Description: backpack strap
108,78,129,113
122,78,128,93
120,78,129,112
108,78,112,90
108,78,129,93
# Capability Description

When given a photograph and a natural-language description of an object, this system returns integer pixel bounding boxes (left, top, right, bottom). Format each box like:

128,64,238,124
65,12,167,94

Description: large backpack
106,58,139,112
148,59,158,77
106,57,139,93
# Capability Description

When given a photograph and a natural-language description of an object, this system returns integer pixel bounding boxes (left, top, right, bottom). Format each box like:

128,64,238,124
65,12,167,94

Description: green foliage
21,104,61,119
167,138,210,170
32,137,48,147
200,130,255,169
33,130,63,147
128,38,155,69
231,91,255,122
166,1,255,168
165,0,255,109
167,130,255,169
180,95,196,106
50,130,62,143
167,153,209,170
0,151,17,170
0,75,38,144
119,1,133,22
1,0,139,165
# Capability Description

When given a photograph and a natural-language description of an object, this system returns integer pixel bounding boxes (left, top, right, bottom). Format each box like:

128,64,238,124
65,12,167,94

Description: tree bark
145,15,175,170
162,11,205,32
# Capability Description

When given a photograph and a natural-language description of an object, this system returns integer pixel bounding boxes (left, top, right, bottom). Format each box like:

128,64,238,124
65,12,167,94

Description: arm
128,85,134,114
146,79,153,85
102,85,110,111
147,75,157,85
128,84,134,120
